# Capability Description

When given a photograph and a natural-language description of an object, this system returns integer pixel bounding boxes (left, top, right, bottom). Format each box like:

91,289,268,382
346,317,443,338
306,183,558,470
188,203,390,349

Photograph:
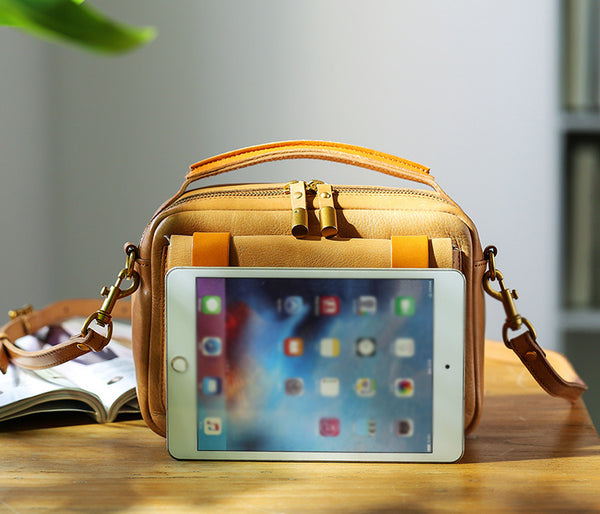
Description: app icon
319,417,340,437
201,295,222,315
204,417,222,435
395,419,414,437
284,337,304,356
320,377,340,397
355,378,376,397
394,338,415,357
394,378,415,397
354,418,377,437
319,296,340,316
202,376,222,395
200,336,223,356
285,378,304,396
395,296,415,316
356,337,376,357
283,296,303,315
357,295,377,315
320,338,340,357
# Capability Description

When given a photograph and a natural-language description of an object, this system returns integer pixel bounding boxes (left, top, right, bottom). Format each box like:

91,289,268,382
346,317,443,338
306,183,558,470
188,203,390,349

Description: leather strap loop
192,232,230,267
391,235,429,268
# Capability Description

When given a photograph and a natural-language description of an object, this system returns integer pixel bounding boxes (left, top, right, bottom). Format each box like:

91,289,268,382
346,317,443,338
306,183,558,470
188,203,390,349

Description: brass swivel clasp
483,245,537,346
80,245,140,345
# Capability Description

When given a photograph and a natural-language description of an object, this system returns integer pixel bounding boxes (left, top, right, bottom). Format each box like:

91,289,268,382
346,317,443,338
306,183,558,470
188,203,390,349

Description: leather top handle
187,140,434,185
157,141,456,215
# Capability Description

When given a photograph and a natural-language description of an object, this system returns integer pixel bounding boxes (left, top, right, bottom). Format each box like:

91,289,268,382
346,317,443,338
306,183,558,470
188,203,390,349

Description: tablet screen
194,276,434,454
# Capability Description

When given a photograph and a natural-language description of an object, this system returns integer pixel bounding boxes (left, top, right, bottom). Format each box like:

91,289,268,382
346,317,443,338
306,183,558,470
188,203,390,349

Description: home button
171,356,188,373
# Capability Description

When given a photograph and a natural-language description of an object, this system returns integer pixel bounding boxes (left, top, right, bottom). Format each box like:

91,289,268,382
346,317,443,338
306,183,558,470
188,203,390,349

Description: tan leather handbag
0,141,587,437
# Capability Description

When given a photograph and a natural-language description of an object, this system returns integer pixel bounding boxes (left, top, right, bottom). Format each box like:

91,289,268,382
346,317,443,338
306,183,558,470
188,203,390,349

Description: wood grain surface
1,341,598,513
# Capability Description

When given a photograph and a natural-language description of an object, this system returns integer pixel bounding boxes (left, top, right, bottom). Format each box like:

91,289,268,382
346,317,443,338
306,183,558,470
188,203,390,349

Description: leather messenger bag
0,141,587,437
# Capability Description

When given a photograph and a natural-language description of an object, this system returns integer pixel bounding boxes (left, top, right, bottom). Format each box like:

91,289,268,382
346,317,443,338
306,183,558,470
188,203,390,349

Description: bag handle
187,139,433,181
157,141,456,214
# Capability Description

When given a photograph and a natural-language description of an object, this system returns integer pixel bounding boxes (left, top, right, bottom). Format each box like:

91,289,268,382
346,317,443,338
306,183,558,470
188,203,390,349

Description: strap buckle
483,245,538,347
80,245,140,344
8,305,34,335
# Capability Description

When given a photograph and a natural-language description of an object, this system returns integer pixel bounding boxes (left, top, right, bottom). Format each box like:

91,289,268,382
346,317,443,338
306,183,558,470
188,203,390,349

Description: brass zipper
171,184,448,205
285,180,338,238
167,183,453,239
307,180,338,238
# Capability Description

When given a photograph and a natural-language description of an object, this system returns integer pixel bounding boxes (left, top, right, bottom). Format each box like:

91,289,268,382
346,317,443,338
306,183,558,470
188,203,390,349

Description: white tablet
166,267,465,462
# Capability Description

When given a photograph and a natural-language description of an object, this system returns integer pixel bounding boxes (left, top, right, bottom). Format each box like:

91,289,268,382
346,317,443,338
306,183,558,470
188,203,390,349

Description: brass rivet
320,192,331,199
525,351,537,360
293,191,303,199
77,343,91,352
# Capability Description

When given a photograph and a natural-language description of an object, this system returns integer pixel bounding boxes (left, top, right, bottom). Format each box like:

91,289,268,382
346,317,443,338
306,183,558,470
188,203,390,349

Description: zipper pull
309,180,338,238
286,181,309,238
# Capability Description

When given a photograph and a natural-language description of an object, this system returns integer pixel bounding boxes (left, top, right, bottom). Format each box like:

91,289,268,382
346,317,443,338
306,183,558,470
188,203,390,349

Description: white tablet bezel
166,267,465,462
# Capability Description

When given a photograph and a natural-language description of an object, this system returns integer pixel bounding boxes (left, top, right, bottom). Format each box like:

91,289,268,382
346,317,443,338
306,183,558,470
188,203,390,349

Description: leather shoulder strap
0,299,131,374
0,246,588,407
2,296,587,405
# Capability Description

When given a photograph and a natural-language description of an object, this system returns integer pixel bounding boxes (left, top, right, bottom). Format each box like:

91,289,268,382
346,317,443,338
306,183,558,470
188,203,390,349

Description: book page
42,320,137,414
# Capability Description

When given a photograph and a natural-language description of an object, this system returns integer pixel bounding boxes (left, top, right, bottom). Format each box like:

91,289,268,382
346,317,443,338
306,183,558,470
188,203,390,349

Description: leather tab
507,331,587,402
391,235,429,268
192,233,230,267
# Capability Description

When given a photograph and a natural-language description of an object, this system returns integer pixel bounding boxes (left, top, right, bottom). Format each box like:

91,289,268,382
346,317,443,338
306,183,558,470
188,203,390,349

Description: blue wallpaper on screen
196,277,433,453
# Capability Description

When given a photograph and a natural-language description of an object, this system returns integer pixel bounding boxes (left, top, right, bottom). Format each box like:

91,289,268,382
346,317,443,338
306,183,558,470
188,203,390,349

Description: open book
0,319,139,423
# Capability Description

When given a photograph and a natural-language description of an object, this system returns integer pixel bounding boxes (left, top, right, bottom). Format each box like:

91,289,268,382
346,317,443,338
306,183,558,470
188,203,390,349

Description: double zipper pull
286,179,338,238
315,183,338,238
287,181,309,238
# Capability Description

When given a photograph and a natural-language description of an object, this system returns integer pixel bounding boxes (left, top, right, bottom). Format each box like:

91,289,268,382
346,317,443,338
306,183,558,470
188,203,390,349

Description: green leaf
0,0,156,54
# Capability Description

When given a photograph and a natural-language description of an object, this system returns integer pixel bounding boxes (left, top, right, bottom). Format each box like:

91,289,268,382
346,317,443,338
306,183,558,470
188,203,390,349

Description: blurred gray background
0,1,560,348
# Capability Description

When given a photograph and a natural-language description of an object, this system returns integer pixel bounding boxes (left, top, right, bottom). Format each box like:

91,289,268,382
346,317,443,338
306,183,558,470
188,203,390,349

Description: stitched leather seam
193,154,428,181
190,142,429,175
511,336,583,398
521,350,584,393
159,246,168,412
12,341,94,369
519,354,563,395
15,353,79,369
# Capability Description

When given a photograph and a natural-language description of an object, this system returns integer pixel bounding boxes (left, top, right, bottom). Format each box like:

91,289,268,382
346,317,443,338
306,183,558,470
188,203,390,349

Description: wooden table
1,341,599,513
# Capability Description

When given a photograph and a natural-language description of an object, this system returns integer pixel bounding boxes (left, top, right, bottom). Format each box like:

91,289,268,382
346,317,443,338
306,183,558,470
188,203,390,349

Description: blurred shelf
560,309,600,332
562,112,600,133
